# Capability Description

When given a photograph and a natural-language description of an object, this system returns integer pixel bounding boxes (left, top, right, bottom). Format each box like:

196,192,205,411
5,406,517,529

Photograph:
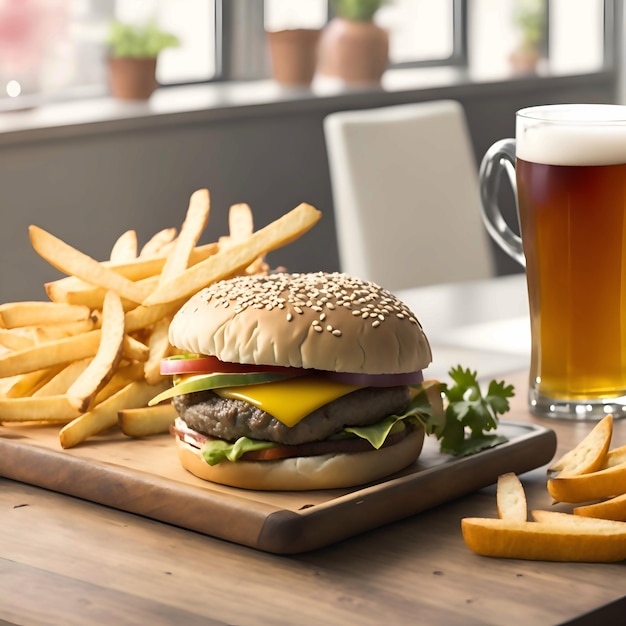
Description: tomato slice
160,354,306,376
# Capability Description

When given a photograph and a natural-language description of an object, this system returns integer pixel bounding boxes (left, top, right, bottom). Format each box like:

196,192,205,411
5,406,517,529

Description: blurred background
0,0,621,301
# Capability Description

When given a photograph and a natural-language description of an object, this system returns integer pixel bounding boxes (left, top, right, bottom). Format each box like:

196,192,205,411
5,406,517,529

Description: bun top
169,272,432,375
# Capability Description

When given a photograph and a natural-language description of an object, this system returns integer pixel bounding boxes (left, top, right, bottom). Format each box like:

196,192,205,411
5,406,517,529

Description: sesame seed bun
168,272,431,374
174,422,425,491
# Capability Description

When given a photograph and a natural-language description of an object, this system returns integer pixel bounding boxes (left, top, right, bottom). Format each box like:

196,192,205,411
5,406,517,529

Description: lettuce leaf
200,386,442,465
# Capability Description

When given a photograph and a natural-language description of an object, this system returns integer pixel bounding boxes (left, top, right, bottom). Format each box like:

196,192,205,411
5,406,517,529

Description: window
376,0,457,66
264,0,461,67
0,0,616,111
151,0,217,85
549,0,605,73
0,0,216,109
468,0,606,79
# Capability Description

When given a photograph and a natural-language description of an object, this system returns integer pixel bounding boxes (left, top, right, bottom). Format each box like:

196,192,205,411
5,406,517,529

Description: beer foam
516,105,626,166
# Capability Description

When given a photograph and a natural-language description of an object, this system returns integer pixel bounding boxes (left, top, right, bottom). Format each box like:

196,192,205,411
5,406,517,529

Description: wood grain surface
2,370,626,625
0,388,555,553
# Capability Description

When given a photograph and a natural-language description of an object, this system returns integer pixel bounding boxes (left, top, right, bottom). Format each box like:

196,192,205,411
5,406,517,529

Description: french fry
573,493,626,522
47,276,153,313
0,329,35,351
603,443,626,469
135,193,211,383
0,301,92,328
29,225,151,304
0,394,80,423
222,203,269,275
118,402,177,437
4,366,65,398
45,244,218,305
532,509,626,530
66,291,125,412
143,203,321,306
125,301,186,334
109,229,138,262
140,227,177,257
0,330,103,377
59,379,169,448
547,460,626,503
229,203,254,238
461,515,626,562
496,473,527,523
122,335,149,362
33,359,91,396
159,189,210,285
1,191,322,445
0,329,143,380
90,362,145,405
33,319,99,341
1,321,97,350
547,414,613,478
143,317,172,385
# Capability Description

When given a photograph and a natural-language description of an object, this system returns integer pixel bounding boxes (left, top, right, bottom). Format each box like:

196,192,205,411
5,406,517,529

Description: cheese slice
215,375,363,427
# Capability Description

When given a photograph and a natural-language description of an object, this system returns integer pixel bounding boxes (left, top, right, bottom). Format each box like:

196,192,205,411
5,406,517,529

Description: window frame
218,0,468,81
382,0,468,70
0,0,617,107
217,0,617,83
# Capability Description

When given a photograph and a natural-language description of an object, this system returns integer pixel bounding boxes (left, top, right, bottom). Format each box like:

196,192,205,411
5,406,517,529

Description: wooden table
2,275,626,626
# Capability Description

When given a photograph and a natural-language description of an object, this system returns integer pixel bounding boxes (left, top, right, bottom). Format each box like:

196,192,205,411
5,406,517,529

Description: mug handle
479,138,525,267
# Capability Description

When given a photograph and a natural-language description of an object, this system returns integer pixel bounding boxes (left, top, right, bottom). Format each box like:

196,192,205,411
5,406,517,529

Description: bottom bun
175,425,425,491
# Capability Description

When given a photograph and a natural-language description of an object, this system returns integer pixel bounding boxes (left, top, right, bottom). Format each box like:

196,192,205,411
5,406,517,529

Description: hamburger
151,271,439,491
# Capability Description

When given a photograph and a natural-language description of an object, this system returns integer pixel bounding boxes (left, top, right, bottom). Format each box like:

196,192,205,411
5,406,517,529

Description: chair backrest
324,100,494,290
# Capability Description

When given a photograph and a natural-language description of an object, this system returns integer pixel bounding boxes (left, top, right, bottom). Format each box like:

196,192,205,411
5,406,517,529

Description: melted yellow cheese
215,375,363,427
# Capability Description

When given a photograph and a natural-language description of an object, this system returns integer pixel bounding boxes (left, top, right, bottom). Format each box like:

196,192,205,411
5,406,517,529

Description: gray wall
0,71,617,302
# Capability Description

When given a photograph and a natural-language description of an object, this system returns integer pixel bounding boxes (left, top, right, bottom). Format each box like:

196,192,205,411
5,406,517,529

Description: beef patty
172,385,410,446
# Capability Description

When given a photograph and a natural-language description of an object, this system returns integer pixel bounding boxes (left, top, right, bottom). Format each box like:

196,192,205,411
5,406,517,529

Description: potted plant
266,28,321,87
106,20,179,100
509,0,545,74
317,0,389,85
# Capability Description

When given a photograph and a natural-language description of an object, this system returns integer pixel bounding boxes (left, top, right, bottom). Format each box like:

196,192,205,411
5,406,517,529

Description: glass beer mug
480,104,626,420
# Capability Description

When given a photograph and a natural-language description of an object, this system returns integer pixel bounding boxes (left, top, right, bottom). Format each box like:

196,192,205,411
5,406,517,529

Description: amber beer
516,117,626,411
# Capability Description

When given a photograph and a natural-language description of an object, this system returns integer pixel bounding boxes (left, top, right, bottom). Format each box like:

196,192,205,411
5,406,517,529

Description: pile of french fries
0,189,321,448
462,415,626,562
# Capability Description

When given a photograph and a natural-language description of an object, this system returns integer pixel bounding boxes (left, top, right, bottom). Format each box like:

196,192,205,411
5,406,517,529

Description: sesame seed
332,329,342,337
194,271,422,339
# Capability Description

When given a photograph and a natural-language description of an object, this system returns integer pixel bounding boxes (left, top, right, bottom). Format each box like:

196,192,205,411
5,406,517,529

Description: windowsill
0,65,614,145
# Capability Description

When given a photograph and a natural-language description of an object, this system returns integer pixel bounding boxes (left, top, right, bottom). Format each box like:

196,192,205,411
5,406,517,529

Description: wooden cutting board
0,398,556,554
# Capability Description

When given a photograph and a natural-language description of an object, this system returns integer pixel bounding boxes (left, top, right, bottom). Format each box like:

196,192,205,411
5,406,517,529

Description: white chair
324,100,495,290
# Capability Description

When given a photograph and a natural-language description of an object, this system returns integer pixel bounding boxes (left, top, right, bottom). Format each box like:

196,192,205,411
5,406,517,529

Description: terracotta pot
317,17,388,85
509,47,540,75
107,57,158,100
267,29,321,87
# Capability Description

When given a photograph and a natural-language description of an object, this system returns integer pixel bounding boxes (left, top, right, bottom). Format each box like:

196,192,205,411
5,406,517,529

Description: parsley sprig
436,366,515,457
